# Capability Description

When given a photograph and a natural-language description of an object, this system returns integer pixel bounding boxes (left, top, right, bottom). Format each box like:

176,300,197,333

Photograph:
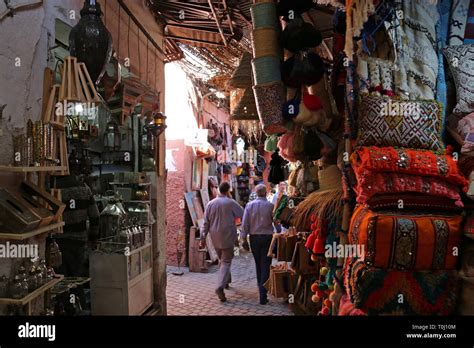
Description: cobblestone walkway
166,250,294,316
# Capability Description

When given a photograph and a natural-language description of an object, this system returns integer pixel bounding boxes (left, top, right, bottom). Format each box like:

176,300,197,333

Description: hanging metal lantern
69,0,113,85
103,118,121,151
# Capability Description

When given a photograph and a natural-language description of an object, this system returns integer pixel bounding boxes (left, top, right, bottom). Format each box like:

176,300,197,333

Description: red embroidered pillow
351,146,468,189
357,95,445,153
366,193,462,211
353,170,463,207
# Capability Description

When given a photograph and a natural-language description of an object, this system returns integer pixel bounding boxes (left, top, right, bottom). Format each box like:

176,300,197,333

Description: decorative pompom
317,283,329,291
280,18,322,52
311,283,319,293
311,254,318,262
321,306,330,315
311,294,321,303
313,237,326,254
316,290,325,298
320,267,329,276
323,299,332,308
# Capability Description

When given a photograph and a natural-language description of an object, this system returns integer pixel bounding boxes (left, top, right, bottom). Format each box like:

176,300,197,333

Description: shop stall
245,0,474,316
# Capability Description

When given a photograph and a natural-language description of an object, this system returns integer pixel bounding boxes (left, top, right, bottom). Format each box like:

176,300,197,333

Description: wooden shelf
0,275,64,305
0,221,64,240
130,242,152,256
0,165,67,173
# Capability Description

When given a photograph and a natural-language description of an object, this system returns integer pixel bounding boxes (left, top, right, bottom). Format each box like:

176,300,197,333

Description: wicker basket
230,87,259,121
252,27,280,59
251,2,278,29
228,52,252,89
253,81,287,135
252,56,281,85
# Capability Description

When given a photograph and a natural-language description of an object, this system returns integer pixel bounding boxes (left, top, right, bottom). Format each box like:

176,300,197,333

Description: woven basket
253,81,287,135
252,56,281,85
228,52,252,89
251,2,278,29
252,27,280,59
230,87,259,121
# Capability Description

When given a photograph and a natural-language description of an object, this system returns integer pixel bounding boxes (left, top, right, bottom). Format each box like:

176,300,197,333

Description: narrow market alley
166,251,293,316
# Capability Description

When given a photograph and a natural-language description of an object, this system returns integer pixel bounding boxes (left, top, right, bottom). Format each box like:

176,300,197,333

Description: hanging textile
436,0,453,125
464,0,474,43
448,0,471,45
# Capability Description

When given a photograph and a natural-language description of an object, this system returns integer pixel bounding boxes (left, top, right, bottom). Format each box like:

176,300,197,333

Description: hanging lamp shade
230,87,259,121
227,52,253,89
69,0,113,85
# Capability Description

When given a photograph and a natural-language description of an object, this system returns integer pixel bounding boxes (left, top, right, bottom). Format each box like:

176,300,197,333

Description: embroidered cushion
344,257,459,315
353,170,464,207
357,95,445,153
443,44,474,114
351,146,468,189
349,205,463,271
366,193,462,211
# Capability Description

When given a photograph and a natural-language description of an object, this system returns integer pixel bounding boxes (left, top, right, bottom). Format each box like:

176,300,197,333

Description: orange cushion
349,205,463,271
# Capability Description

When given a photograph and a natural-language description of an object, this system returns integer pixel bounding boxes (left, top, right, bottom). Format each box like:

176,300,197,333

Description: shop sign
185,129,208,147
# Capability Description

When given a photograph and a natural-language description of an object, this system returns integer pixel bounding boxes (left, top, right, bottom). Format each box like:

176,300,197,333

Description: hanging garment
268,151,286,185
448,0,471,45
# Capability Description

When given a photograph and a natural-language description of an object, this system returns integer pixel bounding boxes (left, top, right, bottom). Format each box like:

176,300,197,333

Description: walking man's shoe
260,297,269,305
216,288,227,302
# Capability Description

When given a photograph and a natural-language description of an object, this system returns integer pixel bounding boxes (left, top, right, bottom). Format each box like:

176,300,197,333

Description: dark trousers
56,239,87,277
249,234,273,301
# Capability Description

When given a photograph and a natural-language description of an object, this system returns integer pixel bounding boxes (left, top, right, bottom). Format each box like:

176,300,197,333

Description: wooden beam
208,0,228,46
166,35,226,47
222,0,235,36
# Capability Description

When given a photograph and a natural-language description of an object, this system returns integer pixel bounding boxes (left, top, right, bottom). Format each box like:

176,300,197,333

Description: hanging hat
264,134,279,152
303,128,324,161
302,109,328,128
302,90,323,110
281,51,325,88
228,52,252,89
293,100,314,124
281,18,322,53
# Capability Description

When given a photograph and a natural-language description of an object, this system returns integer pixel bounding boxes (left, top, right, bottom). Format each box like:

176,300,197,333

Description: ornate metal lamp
69,0,113,85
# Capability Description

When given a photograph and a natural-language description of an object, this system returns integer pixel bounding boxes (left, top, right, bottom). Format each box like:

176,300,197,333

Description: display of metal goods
99,198,127,240
13,119,57,167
